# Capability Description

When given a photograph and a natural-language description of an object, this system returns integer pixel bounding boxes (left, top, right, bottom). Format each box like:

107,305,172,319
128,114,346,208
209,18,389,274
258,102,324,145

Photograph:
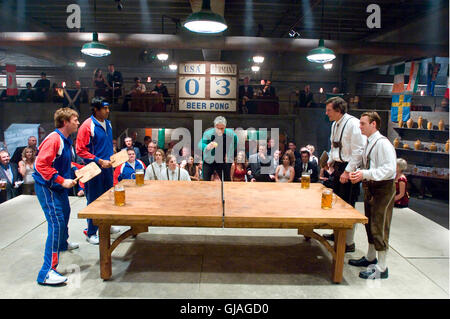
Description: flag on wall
426,62,441,96
391,94,411,122
406,61,421,93
144,128,166,149
6,64,18,96
392,63,405,93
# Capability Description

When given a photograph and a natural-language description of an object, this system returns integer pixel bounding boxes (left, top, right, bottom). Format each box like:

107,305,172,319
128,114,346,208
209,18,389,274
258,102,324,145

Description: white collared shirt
361,131,397,181
164,166,191,181
144,162,166,180
328,113,366,172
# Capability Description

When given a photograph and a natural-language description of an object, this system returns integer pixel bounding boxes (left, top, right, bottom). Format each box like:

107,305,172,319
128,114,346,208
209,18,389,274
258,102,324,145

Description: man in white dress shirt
348,111,396,279
163,155,191,181
144,148,166,181
323,97,366,252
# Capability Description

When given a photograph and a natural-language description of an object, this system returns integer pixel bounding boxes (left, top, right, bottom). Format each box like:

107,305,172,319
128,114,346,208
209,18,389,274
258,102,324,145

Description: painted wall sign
210,63,237,75
179,99,236,112
179,63,206,75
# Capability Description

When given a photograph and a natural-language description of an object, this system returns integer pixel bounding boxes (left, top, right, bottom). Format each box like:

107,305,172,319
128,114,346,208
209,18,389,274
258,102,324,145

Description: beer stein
113,184,126,206
321,188,337,210
134,169,145,186
301,172,311,189
0,178,6,191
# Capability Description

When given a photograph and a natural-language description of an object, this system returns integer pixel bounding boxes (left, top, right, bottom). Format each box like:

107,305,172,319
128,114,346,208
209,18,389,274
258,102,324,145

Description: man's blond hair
54,108,79,128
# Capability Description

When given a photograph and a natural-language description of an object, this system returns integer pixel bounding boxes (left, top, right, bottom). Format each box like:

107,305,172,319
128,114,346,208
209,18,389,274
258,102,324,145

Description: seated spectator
141,136,152,157
185,156,199,181
141,140,157,167
269,149,281,178
197,160,203,181
247,144,273,182
63,80,86,113
394,158,409,208
18,147,36,195
11,136,38,164
112,139,120,154
51,83,64,103
0,150,22,204
294,147,319,183
164,154,191,181
436,98,449,112
231,151,248,182
144,148,166,180
319,166,334,189
130,131,145,156
287,140,301,162
34,72,51,102
93,68,110,99
238,76,254,114
305,144,319,165
275,153,295,183
18,82,35,102
122,136,141,159
262,80,276,97
123,77,146,110
106,64,123,104
151,80,171,110
298,84,314,108
113,149,146,185
178,146,191,169
0,89,17,102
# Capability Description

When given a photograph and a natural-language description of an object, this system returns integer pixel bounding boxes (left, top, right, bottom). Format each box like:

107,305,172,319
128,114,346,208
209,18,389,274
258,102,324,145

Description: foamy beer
0,178,6,190
114,185,125,206
135,169,145,186
301,173,310,189
321,188,336,210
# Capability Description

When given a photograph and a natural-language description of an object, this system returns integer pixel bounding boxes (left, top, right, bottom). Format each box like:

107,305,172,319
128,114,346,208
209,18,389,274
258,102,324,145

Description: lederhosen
362,136,396,251
151,163,159,181
166,167,181,181
331,116,360,207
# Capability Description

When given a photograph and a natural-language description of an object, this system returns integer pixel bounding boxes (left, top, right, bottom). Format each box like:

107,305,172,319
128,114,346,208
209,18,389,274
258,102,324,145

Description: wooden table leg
99,224,112,280
332,229,346,284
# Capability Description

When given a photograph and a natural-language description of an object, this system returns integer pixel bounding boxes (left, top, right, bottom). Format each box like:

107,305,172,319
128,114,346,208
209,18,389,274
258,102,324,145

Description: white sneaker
110,226,121,234
86,234,99,245
42,269,67,285
67,242,79,250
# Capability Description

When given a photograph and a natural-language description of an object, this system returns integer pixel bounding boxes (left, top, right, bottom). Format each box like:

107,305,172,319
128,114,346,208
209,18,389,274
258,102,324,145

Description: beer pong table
78,181,367,283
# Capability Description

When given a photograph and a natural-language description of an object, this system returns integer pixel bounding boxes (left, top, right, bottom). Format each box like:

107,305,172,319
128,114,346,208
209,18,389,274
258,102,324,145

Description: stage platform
0,193,448,298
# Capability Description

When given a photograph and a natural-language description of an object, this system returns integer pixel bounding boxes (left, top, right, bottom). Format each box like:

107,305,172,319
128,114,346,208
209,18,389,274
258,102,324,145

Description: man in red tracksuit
76,97,120,244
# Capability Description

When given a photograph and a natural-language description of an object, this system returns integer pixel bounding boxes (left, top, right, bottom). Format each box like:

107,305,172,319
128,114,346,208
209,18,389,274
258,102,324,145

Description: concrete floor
0,195,448,299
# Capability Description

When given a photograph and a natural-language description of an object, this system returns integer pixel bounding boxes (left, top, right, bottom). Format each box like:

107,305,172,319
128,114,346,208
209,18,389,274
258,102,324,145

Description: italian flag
406,61,421,93
145,128,166,149
392,63,405,93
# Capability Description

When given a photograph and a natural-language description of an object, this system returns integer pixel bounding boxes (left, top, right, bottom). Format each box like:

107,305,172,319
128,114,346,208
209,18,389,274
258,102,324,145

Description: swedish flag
391,94,411,122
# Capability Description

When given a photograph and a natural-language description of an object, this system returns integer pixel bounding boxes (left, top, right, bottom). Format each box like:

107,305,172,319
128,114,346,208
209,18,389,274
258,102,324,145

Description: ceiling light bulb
253,55,264,63
157,52,169,61
251,65,260,72
323,63,333,70
76,59,86,68
169,63,178,71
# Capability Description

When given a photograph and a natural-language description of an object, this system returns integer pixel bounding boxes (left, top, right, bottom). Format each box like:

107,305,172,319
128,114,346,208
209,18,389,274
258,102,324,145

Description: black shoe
349,256,378,267
323,233,334,241
359,267,388,279
345,243,355,253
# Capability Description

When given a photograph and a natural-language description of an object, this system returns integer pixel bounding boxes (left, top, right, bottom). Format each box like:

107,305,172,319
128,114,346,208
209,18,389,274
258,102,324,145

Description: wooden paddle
74,162,102,183
110,149,129,168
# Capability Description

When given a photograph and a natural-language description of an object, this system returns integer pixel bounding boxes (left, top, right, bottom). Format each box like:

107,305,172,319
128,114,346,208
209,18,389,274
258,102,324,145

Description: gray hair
213,116,227,127
397,158,407,171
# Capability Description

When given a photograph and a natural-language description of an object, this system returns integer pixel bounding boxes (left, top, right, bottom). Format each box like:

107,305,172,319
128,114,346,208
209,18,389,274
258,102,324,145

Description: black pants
203,162,232,181
332,162,360,208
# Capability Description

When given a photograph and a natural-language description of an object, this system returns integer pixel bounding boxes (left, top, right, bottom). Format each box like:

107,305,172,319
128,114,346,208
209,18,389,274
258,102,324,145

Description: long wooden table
78,181,367,283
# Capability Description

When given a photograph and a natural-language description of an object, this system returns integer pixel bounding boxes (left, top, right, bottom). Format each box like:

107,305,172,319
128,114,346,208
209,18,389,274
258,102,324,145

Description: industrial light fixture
251,65,260,72
323,62,333,70
76,58,86,68
169,63,178,71
183,0,228,34
306,0,335,64
253,55,264,64
81,32,111,57
157,52,169,61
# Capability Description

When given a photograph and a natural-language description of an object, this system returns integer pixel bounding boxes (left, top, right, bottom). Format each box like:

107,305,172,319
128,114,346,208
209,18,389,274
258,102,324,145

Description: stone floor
0,195,448,299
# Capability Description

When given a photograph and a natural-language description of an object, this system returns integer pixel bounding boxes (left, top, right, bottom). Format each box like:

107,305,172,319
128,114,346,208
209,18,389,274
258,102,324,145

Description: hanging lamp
183,0,227,34
306,1,335,64
81,1,111,57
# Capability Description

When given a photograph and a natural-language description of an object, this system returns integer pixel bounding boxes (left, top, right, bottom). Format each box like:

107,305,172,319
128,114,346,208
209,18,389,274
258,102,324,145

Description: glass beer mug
0,178,6,191
301,172,310,189
321,188,337,210
113,184,126,207
135,168,145,186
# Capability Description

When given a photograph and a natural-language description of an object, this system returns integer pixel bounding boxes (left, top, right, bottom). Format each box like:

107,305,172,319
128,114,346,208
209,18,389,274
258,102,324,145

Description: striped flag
406,61,421,93
6,64,18,96
144,128,166,149
391,94,411,122
392,63,405,93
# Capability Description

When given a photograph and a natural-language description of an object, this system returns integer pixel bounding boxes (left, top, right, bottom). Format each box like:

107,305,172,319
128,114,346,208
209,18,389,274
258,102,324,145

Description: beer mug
113,184,126,206
0,178,6,191
321,188,337,210
301,172,311,189
135,169,145,186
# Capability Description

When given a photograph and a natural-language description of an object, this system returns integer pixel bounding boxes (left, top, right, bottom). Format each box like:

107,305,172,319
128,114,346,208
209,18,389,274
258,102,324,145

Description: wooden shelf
395,148,449,167
394,127,449,143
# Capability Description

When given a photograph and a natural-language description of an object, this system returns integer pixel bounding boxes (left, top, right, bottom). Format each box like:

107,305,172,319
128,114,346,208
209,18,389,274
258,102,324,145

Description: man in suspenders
349,112,396,279
323,97,366,252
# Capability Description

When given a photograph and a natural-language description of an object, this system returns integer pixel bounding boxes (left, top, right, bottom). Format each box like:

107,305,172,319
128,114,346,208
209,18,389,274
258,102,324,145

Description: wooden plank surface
223,182,367,228
78,180,223,227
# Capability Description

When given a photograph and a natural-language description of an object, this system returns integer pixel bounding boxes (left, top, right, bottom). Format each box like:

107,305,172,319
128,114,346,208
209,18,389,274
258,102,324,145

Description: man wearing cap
76,97,120,245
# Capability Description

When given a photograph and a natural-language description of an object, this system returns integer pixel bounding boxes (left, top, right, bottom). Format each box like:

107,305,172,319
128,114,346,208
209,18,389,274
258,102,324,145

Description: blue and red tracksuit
33,129,73,284
113,160,146,185
76,116,114,237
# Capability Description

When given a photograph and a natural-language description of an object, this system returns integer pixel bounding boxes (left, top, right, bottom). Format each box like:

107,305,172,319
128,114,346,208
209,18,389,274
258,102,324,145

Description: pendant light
81,1,111,57
183,0,228,34
306,1,335,64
